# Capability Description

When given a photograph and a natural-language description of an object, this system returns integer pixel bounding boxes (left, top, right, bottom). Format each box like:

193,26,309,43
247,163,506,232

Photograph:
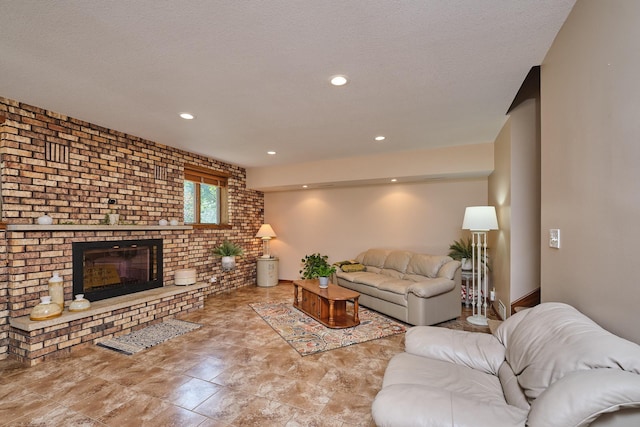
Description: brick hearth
10,282,208,365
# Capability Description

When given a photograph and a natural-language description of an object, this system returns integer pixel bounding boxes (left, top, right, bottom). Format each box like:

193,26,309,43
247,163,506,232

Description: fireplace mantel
6,224,193,231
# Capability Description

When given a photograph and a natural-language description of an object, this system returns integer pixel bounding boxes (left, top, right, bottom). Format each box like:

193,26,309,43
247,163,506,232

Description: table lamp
256,224,277,258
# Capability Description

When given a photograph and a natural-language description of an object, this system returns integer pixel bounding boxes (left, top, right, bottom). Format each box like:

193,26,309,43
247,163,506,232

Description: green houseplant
212,240,244,270
448,237,489,271
315,264,337,278
300,253,336,288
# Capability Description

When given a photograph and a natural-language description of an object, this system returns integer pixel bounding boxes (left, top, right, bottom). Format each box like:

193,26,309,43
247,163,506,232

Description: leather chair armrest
405,326,505,375
528,369,640,427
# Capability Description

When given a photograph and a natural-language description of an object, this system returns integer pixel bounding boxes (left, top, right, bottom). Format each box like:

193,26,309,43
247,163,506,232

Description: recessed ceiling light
267,151,276,155
330,75,349,86
391,178,397,182
179,112,195,120
302,185,308,189
374,136,386,141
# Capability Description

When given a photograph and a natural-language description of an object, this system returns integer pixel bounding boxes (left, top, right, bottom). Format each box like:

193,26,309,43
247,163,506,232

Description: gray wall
541,0,640,342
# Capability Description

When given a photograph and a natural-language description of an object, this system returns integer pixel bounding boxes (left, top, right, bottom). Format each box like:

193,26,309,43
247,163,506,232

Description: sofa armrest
437,259,461,279
372,384,527,427
405,326,505,375
407,278,455,298
527,369,640,427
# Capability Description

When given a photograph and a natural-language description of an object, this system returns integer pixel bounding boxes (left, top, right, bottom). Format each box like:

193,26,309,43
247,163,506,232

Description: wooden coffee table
293,279,360,328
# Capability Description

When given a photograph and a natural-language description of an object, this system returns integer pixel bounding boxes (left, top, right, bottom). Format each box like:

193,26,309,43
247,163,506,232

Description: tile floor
0,283,493,427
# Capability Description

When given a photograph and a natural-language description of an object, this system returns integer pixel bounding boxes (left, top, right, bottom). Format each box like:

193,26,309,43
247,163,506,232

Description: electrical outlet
210,276,217,283
549,229,560,248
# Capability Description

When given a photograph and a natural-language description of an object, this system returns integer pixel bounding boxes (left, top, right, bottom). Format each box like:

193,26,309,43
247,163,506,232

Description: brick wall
0,96,265,360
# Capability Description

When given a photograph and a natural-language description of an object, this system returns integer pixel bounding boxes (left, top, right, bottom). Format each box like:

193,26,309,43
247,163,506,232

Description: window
184,164,230,228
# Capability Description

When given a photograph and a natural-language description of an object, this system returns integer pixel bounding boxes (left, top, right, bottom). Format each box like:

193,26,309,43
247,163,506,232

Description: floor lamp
256,224,277,258
462,206,498,326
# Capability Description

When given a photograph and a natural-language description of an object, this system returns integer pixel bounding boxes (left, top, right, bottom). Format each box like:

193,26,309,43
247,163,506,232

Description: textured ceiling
0,1,575,168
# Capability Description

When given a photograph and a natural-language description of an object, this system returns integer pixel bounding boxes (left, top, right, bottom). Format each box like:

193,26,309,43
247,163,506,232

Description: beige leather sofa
372,302,640,427
335,249,461,326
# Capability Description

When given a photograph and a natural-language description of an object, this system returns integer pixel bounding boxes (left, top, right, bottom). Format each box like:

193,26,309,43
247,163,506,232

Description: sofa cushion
495,302,640,402
382,250,412,273
373,383,528,427
498,362,529,411
379,268,404,279
376,289,408,306
360,249,390,269
406,254,452,278
353,272,392,288
335,270,366,283
377,278,412,296
382,352,509,407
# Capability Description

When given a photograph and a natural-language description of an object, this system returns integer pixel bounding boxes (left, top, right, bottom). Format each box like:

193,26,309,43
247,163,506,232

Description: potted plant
212,240,244,271
316,264,337,288
300,253,335,287
448,237,490,271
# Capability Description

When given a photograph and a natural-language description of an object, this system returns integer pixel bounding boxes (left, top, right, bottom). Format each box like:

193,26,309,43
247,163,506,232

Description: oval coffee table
292,279,360,328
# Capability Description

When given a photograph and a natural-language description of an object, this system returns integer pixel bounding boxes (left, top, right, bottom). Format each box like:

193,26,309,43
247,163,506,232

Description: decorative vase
318,276,329,288
69,294,91,312
37,213,53,225
30,296,63,321
109,213,119,225
159,219,168,226
461,258,473,271
221,256,236,271
169,219,179,226
48,272,64,309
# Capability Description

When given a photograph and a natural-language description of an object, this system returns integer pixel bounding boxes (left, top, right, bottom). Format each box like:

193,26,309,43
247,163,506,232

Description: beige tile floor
0,283,492,427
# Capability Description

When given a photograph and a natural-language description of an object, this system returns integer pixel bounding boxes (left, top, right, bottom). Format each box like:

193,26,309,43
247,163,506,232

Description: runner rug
97,319,202,355
250,301,406,356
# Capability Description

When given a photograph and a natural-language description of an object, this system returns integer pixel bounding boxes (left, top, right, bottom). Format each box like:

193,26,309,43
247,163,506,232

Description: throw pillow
341,263,366,273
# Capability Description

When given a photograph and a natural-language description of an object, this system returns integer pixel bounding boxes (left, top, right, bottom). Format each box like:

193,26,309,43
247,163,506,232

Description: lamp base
467,314,488,326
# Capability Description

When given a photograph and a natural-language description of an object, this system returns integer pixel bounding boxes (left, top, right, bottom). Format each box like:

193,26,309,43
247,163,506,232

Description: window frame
183,164,231,229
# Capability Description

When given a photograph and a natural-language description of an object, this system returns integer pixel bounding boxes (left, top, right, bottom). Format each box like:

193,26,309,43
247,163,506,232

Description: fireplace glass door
72,239,163,301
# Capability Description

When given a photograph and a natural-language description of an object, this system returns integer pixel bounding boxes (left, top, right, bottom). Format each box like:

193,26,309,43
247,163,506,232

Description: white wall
510,98,541,304
265,179,487,280
488,118,513,311
541,0,640,342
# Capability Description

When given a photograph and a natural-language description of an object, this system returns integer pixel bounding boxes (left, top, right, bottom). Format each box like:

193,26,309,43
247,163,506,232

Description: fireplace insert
72,239,163,301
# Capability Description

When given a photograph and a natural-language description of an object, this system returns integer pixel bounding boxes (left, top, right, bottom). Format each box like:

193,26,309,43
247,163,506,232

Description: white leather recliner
372,302,640,427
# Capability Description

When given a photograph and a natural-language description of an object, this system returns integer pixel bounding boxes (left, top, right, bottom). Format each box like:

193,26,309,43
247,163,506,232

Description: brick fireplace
0,97,265,364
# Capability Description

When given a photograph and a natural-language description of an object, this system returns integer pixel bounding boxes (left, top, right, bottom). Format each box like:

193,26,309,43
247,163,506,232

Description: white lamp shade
462,206,498,231
256,224,277,239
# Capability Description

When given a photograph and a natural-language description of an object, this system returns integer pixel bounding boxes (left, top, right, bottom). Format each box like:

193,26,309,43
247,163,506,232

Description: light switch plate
549,229,560,248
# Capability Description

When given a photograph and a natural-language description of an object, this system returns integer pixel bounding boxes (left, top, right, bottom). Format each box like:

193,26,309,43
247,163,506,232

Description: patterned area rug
250,301,406,356
97,319,202,355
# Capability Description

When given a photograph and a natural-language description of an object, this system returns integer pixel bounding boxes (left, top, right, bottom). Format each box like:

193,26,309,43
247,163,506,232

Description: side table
257,257,279,287
461,270,477,308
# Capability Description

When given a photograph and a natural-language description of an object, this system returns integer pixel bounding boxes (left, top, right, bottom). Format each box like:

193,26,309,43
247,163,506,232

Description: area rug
97,319,202,355
250,301,406,356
